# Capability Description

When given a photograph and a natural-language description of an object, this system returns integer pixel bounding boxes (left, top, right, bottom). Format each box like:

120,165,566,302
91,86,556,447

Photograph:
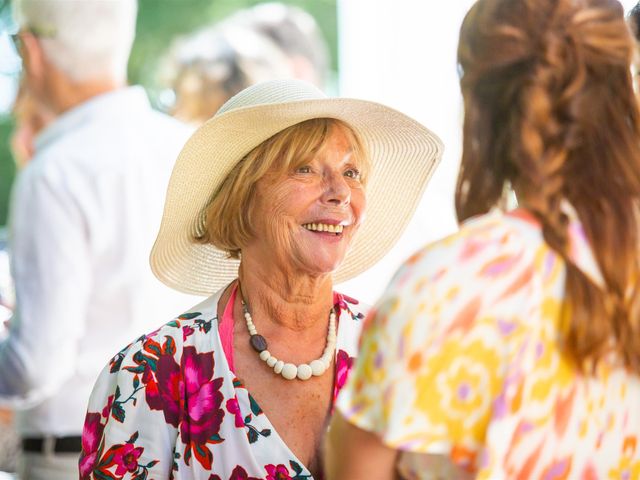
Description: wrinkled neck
237,257,334,334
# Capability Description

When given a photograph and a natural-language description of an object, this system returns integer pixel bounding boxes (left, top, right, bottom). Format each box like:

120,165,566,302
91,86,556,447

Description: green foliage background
0,0,337,226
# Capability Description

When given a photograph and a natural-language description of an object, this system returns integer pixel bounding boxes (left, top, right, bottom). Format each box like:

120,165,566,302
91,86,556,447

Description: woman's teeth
302,223,344,233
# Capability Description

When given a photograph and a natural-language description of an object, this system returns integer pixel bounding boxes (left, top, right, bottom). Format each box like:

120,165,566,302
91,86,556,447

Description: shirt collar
34,86,151,152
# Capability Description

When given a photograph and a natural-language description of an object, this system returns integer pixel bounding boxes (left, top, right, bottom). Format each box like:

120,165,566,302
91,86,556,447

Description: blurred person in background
327,0,640,478
228,2,330,90
0,229,18,476
10,82,55,169
3,0,197,478
0,51,55,480
160,2,330,125
160,23,292,125
0,406,19,477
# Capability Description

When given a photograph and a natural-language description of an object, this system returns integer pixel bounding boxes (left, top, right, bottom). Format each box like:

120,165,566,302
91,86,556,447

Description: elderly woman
327,0,640,478
79,79,442,479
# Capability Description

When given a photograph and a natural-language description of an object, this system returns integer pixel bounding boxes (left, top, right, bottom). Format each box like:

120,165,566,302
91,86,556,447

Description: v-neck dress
79,286,366,480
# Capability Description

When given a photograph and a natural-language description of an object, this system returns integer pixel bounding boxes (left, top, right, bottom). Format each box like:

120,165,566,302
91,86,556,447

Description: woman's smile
247,125,366,276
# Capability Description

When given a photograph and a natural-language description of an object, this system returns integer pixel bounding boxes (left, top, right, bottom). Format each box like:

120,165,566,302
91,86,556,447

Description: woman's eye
344,168,361,180
296,165,312,174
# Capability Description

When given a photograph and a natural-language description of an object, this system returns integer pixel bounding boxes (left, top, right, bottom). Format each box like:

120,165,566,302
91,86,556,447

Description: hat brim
150,97,444,295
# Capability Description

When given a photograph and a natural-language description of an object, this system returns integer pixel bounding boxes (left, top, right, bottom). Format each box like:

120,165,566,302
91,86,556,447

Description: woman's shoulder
396,208,544,284
106,293,222,374
80,292,226,478
442,208,543,253
368,209,548,345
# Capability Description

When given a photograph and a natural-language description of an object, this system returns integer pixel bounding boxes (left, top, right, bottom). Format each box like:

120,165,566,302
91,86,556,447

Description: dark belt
22,435,83,454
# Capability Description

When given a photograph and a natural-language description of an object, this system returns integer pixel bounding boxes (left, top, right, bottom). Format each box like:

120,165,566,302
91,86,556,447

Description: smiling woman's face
245,125,367,277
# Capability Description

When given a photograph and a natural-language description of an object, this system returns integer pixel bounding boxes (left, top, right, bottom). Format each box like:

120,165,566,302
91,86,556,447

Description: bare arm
325,411,398,480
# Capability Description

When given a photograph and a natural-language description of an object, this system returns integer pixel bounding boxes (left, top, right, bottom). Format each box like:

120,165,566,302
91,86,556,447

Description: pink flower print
142,341,225,469
112,442,144,475
210,465,262,480
333,291,359,306
333,294,349,312
333,349,355,402
226,398,245,428
79,412,106,479
179,347,225,447
265,464,293,480
143,350,182,427
333,293,361,322
183,325,195,340
101,394,114,418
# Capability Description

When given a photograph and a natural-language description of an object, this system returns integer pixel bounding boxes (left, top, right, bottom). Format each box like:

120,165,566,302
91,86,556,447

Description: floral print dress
80,287,365,480
336,208,640,479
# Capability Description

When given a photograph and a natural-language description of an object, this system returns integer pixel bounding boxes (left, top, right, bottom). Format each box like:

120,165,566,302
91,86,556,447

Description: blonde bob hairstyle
194,117,369,258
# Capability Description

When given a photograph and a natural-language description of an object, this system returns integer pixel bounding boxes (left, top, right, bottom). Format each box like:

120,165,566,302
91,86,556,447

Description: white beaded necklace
241,299,337,381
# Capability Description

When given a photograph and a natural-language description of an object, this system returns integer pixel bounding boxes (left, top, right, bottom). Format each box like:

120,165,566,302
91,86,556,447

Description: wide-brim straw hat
151,79,444,295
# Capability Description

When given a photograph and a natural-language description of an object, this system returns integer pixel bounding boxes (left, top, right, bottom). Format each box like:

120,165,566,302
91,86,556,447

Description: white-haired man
3,0,196,478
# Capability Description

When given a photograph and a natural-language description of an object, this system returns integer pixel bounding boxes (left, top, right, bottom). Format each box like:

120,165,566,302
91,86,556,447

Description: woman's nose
322,172,351,206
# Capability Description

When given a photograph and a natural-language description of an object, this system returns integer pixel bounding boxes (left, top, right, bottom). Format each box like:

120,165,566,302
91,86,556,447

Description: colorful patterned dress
80,287,364,480
336,208,640,479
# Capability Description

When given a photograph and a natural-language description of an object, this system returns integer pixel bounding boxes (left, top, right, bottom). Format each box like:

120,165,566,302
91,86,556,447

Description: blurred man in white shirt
4,1,198,478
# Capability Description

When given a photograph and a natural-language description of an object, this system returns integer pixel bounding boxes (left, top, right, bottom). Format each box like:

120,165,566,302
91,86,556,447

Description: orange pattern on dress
336,209,640,479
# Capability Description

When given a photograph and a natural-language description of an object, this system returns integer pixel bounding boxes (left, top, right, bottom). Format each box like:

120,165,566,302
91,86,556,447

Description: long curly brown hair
456,0,640,373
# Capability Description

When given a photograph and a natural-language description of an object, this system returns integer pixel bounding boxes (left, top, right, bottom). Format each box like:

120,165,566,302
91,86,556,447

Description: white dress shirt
3,86,199,436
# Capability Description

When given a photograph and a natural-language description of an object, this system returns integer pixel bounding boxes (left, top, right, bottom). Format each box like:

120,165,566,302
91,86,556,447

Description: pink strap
219,283,238,372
